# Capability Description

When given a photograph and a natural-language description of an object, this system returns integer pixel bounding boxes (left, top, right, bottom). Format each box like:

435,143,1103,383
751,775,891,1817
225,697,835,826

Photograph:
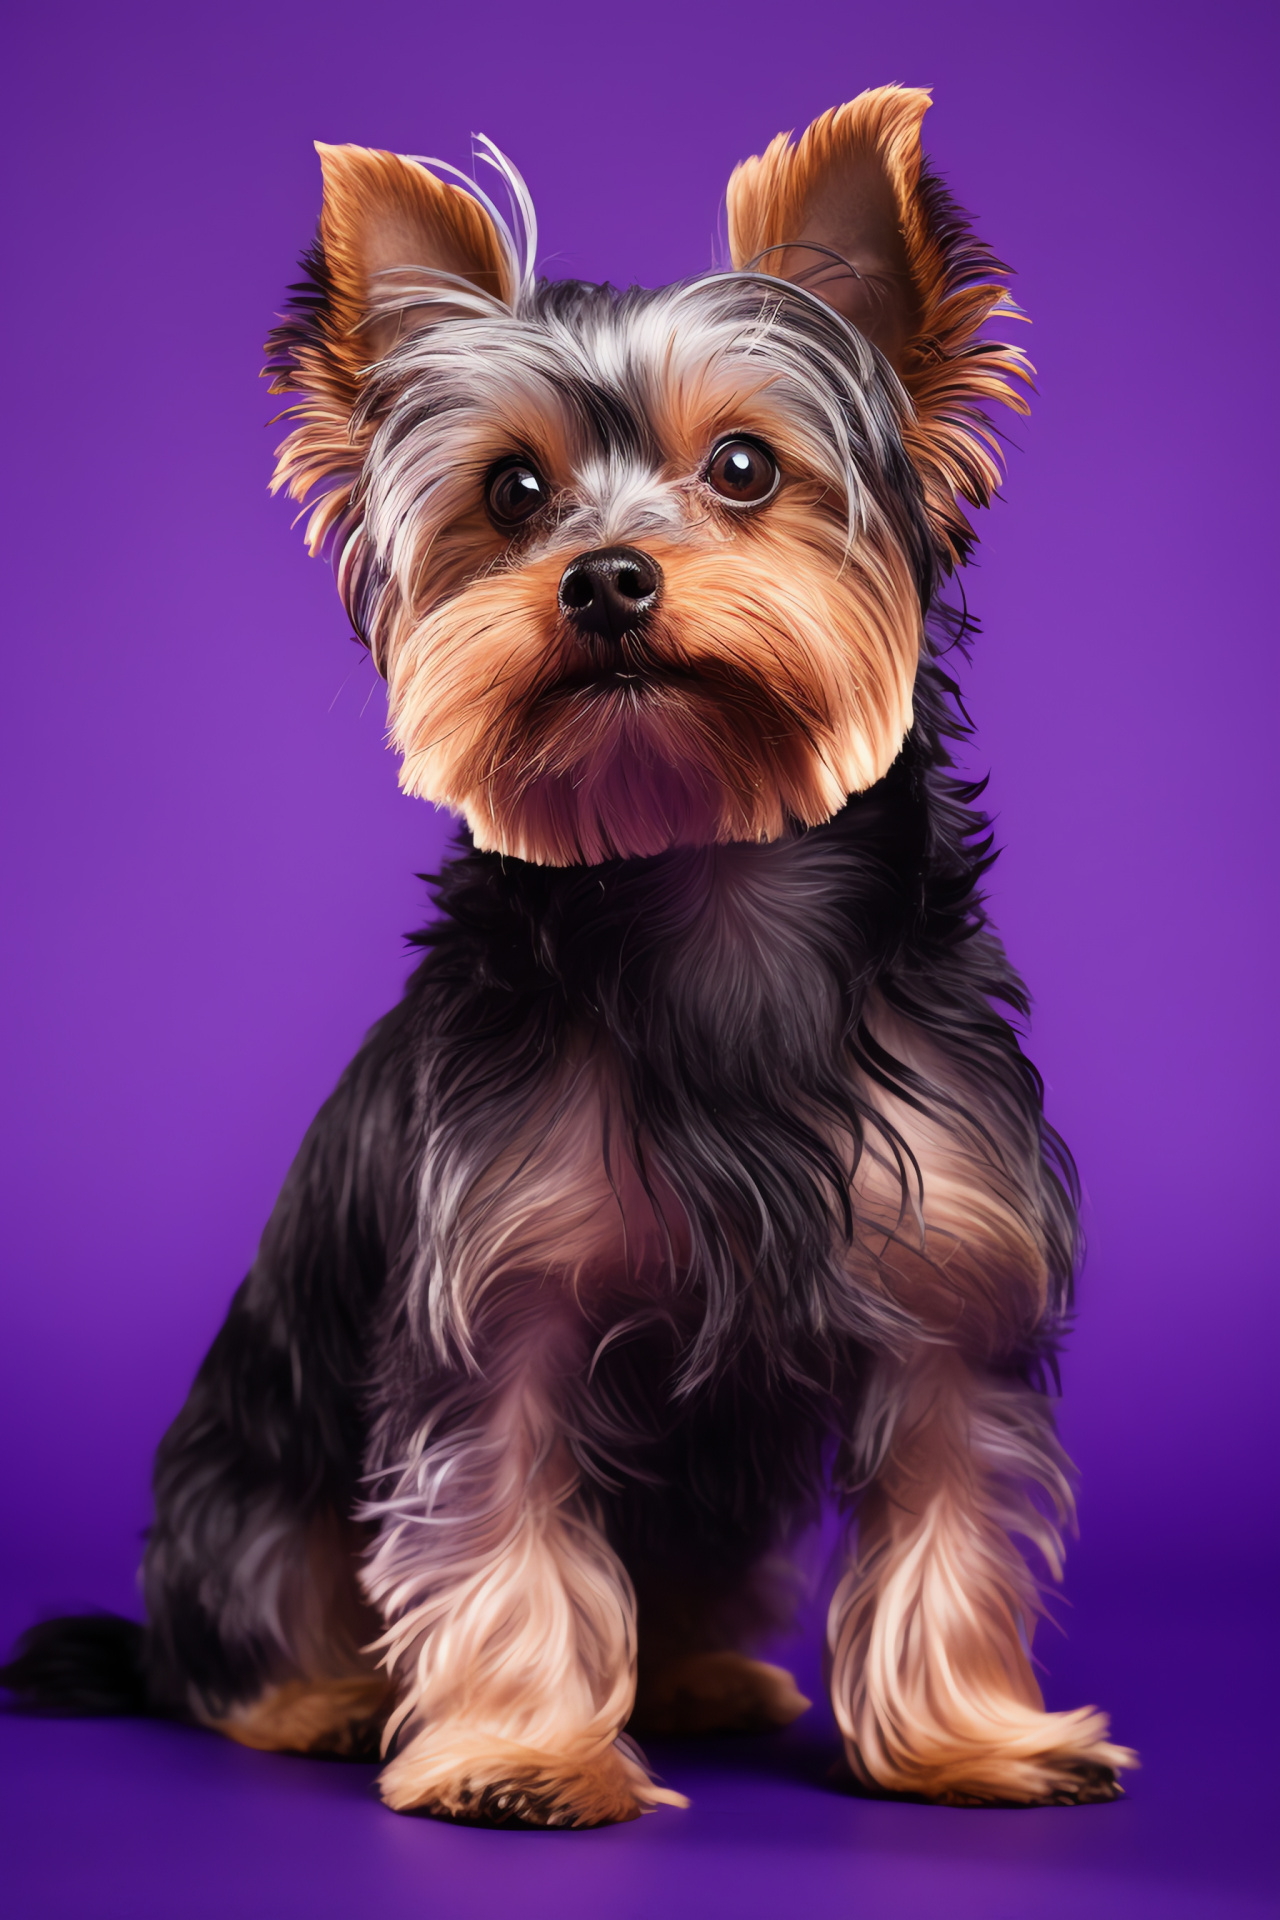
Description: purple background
3,1,1276,1914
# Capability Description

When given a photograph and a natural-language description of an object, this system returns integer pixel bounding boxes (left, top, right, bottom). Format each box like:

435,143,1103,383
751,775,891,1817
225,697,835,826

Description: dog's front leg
362,1323,686,1826
829,1347,1135,1805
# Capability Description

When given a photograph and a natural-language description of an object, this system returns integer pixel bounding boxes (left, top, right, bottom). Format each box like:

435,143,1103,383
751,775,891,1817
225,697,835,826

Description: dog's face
367,278,928,865
269,89,1027,865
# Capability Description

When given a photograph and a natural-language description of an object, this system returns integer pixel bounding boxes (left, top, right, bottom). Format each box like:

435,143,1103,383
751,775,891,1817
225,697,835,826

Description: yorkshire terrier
5,86,1136,1824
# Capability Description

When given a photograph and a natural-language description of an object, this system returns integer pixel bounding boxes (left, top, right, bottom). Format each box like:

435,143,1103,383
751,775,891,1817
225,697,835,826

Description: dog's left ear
727,86,1030,560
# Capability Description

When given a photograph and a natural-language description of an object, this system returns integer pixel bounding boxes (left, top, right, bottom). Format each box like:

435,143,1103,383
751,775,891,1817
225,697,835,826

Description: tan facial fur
388,488,920,866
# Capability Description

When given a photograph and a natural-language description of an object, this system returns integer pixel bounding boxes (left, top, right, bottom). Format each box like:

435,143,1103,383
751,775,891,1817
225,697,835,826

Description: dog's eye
705,438,779,506
486,461,549,528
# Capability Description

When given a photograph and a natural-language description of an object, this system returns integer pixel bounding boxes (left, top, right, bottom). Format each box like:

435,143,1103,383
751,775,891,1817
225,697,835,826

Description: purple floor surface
3,1596,1274,1920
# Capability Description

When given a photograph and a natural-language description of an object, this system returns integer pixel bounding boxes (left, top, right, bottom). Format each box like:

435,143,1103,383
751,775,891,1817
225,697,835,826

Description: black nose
558,545,663,644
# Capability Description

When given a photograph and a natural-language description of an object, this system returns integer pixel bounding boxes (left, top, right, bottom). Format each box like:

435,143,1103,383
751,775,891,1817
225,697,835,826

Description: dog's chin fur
465,700,763,865
449,680,914,867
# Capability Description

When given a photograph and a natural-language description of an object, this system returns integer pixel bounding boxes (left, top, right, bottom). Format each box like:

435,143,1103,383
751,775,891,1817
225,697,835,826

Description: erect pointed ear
265,143,516,647
727,86,1030,560
309,142,514,371
268,142,514,415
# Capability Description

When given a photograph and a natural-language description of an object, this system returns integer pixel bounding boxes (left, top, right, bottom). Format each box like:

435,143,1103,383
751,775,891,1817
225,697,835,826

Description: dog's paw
930,1757,1125,1807
842,1721,1137,1809
379,1730,688,1827
433,1759,640,1828
1034,1759,1125,1806
633,1651,811,1736
212,1674,392,1758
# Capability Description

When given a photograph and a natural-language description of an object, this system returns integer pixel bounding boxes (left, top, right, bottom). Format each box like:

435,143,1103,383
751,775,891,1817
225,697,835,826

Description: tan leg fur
830,1350,1136,1803
215,1673,393,1758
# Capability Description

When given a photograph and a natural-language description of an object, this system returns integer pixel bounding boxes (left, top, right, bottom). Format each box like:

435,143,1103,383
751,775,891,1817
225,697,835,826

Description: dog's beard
482,665,804,864
388,522,920,866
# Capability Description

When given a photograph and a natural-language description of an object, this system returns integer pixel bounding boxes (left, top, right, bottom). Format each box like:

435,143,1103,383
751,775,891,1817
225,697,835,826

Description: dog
4,86,1135,1825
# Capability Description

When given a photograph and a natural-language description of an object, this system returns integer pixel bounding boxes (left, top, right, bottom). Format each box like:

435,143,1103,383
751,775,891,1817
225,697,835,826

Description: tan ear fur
264,145,513,636
315,142,514,370
727,86,1031,561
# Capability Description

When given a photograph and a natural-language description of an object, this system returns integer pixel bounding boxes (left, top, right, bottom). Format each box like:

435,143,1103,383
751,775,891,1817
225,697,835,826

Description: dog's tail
1,1614,155,1718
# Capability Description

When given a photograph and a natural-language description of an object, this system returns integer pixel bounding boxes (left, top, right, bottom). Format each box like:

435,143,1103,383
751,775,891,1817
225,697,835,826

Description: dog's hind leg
143,1274,392,1754
178,1506,391,1758
629,1553,812,1736
138,1014,416,1753
623,1500,813,1736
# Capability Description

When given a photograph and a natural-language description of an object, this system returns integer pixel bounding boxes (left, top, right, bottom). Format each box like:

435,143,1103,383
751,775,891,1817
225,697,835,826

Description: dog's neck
429,750,924,1001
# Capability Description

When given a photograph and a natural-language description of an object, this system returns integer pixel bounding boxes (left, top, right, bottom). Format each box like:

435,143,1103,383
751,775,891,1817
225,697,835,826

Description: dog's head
268,88,1027,865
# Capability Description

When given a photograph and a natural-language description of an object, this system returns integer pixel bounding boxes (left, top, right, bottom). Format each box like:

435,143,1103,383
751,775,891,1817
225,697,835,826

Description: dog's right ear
266,143,514,624
302,143,513,376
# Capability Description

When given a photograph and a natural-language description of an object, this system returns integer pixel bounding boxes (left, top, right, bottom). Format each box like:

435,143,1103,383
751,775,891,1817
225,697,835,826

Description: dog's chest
432,845,866,1312
443,1043,689,1307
